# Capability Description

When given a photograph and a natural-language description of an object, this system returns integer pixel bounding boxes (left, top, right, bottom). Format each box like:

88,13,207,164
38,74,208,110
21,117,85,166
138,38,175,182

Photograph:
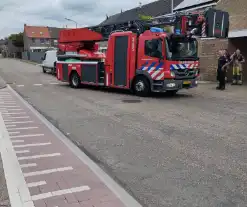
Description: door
138,38,164,80
114,36,128,86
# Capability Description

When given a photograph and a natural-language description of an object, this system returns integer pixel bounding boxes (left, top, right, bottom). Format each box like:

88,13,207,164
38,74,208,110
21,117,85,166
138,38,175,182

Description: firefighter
231,49,245,85
224,49,231,82
217,50,228,90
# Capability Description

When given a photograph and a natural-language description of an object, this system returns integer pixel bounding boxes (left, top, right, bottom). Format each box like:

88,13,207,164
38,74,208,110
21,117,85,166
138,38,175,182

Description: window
144,39,163,58
40,38,45,44
166,37,198,60
32,38,35,43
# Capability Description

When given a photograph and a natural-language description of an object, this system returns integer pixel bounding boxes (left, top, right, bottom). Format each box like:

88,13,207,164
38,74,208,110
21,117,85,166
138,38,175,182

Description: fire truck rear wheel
70,72,81,88
133,76,150,97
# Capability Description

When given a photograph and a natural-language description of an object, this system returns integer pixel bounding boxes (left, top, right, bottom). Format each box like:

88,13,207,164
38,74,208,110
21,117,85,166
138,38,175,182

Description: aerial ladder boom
89,8,229,40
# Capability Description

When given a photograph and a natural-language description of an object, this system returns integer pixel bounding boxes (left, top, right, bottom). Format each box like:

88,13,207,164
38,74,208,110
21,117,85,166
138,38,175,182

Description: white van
41,50,57,75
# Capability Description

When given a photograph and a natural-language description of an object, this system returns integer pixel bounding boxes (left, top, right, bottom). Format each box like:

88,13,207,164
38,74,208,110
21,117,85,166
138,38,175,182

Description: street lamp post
65,18,78,28
171,0,174,14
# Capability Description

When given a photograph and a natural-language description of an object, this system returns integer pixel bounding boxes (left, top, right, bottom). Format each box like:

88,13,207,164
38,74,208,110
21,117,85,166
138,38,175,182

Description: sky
0,0,155,39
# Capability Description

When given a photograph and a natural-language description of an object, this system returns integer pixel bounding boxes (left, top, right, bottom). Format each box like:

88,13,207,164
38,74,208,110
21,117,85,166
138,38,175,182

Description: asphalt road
0,58,247,207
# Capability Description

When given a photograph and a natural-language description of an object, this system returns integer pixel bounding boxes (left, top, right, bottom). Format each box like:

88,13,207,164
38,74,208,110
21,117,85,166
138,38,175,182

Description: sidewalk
0,155,10,207
0,86,141,207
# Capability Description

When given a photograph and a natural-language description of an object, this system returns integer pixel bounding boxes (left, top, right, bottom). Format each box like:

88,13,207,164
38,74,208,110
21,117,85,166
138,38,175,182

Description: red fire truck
56,8,229,96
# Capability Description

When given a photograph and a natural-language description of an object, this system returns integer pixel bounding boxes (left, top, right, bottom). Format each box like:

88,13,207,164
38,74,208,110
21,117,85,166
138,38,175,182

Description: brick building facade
198,38,228,81
199,0,247,82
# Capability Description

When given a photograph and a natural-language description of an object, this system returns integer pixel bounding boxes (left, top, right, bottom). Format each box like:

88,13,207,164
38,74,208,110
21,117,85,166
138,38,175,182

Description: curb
0,76,6,89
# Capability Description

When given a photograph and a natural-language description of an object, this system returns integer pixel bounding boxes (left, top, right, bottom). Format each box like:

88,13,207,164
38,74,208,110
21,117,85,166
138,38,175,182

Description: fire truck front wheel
133,76,150,97
69,72,81,88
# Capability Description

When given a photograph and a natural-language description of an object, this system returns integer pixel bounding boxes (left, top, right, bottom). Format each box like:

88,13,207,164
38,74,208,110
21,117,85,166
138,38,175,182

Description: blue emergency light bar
150,27,164,33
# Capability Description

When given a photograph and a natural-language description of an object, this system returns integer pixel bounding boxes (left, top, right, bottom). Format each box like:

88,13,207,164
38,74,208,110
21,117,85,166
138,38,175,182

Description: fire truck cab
103,29,199,96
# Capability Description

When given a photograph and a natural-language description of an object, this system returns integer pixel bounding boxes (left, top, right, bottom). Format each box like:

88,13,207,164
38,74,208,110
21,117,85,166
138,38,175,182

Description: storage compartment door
114,36,128,86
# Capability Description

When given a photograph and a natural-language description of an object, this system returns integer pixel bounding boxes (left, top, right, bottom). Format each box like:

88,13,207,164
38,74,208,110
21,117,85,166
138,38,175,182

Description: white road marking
2,114,10,117
17,153,61,161
27,181,47,188
31,186,90,201
2,112,26,115
17,85,24,87
4,116,30,119
0,99,14,101
49,82,59,85
12,140,25,143
8,126,38,130
20,163,37,168
15,150,30,154
33,84,43,86
0,102,16,104
5,121,33,124
3,109,23,111
0,106,20,108
23,166,73,177
8,85,143,207
13,142,51,148
11,133,44,138
0,110,8,113
8,131,20,135
5,124,17,127
0,113,34,206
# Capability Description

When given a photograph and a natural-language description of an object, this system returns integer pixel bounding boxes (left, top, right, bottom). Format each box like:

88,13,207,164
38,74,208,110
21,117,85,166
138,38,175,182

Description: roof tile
98,0,183,26
24,25,50,38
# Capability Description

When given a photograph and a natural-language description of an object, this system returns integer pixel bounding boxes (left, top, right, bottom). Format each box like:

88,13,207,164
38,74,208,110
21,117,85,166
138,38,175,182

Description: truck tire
42,67,46,73
70,72,81,88
133,76,150,97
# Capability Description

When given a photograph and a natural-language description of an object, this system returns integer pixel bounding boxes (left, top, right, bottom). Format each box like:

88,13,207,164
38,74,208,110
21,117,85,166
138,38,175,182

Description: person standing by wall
217,50,229,90
231,49,245,85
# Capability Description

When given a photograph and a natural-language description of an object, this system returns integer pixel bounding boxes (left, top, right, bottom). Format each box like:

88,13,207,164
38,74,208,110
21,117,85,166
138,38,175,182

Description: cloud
0,0,155,39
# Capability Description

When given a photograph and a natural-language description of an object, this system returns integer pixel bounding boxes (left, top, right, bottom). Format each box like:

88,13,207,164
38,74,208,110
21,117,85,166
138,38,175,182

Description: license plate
183,81,191,84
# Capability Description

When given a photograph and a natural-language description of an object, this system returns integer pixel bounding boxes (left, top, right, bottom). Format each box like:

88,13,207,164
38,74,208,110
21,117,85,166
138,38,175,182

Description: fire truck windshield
165,38,198,60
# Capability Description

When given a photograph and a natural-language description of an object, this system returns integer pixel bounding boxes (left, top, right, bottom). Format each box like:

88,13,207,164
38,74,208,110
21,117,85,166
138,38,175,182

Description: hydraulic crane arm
89,8,229,40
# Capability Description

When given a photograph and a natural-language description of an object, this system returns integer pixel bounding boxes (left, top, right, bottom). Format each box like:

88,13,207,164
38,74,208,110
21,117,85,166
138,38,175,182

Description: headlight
167,83,176,87
170,71,175,77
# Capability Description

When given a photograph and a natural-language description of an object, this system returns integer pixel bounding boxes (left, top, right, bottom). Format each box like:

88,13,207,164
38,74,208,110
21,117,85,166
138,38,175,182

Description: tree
138,14,153,21
8,32,24,47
